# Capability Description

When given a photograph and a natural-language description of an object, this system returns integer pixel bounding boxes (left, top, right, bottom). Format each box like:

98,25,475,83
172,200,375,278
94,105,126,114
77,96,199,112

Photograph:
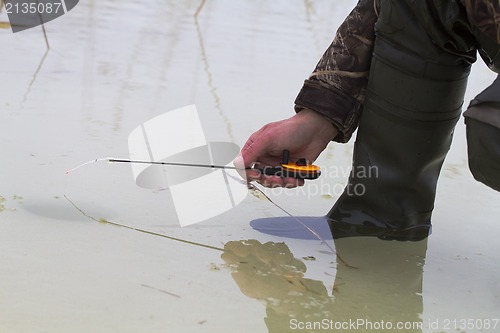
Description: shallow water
1,1,499,332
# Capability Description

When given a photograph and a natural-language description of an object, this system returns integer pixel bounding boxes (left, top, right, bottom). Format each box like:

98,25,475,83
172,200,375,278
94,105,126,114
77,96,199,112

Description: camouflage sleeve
463,0,500,72
294,0,377,143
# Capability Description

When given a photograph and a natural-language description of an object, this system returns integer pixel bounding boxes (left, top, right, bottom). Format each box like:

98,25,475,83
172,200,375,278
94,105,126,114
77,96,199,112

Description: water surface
0,1,499,332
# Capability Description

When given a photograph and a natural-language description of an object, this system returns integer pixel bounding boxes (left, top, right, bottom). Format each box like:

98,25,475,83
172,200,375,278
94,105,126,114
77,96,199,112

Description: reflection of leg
331,237,428,332
222,240,335,333
328,1,470,241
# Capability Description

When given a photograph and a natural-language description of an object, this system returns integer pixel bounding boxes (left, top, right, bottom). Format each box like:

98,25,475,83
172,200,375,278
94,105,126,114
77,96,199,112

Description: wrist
296,108,339,141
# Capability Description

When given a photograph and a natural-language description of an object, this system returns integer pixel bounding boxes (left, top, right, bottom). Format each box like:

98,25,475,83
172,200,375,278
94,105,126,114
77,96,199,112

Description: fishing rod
65,150,336,256
68,150,321,180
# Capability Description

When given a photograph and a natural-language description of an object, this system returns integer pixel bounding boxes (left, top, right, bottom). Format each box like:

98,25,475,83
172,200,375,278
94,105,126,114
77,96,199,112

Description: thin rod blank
108,158,246,170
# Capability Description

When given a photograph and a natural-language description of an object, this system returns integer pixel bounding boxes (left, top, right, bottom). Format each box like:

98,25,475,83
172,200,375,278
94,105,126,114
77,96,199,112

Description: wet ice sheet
1,0,499,332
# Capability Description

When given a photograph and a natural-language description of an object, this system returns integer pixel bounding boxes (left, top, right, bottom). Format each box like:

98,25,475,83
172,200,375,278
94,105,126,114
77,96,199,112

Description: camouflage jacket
294,0,500,143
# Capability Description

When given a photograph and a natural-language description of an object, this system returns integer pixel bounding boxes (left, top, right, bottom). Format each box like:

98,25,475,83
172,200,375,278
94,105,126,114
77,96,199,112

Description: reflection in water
331,237,426,333
222,240,335,332
22,49,49,107
20,16,51,107
80,1,191,135
194,0,235,142
223,237,427,332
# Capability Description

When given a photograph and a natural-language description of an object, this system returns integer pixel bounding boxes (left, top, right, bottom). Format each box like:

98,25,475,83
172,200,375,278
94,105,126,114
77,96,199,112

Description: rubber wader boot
328,0,472,241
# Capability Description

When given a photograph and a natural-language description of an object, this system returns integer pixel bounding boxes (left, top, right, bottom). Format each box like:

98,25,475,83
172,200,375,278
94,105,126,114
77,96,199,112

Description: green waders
464,75,500,192
328,0,472,241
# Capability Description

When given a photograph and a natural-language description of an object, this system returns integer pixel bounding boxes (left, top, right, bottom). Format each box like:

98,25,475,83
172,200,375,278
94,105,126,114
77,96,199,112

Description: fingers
233,154,305,187
233,120,308,187
233,152,262,182
259,175,304,188
232,158,305,187
233,155,306,187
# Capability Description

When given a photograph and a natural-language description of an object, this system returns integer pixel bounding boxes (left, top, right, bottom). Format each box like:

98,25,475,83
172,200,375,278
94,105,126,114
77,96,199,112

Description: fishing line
248,183,336,256
64,157,227,252
64,195,224,252
65,157,338,258
247,186,352,266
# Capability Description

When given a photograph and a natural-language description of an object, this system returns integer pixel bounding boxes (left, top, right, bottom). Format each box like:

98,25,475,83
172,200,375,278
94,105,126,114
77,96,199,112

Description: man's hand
234,109,338,188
